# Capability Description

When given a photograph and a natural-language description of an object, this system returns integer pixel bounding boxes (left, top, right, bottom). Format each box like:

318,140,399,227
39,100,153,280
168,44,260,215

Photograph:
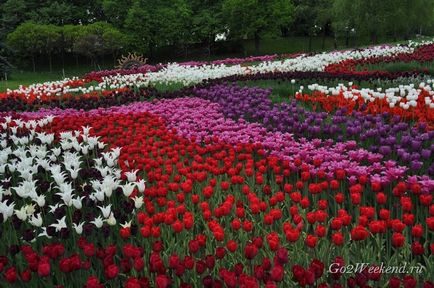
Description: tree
188,0,224,55
0,0,28,38
6,22,46,72
73,34,105,68
67,0,105,24
27,1,75,25
124,0,191,57
332,0,434,44
73,22,126,68
222,0,294,54
6,22,60,72
124,1,152,54
62,24,82,67
291,0,332,50
0,41,13,80
102,26,128,65
102,0,132,28
39,24,61,72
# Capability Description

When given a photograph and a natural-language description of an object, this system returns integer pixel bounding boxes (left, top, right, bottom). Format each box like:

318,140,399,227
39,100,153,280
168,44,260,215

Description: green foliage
7,22,61,55
72,22,127,63
123,1,152,53
223,0,293,38
124,0,192,53
6,21,125,70
6,22,46,56
333,0,434,43
190,0,224,45
6,21,62,71
222,0,294,52
102,0,132,28
291,0,332,36
0,0,28,38
27,2,75,25
1,0,434,70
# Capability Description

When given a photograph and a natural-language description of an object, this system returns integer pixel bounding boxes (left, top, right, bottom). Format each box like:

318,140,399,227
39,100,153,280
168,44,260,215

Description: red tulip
244,244,258,260
305,235,318,248
270,265,284,282
37,261,50,277
351,225,369,241
105,264,119,279
155,275,171,288
391,233,405,248
85,276,104,288
4,267,17,283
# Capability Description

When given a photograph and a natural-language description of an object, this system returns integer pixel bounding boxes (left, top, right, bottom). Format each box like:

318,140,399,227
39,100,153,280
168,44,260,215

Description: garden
0,37,433,287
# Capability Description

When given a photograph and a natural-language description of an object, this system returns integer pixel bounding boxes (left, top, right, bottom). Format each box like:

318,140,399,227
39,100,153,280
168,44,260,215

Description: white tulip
29,213,43,227
136,179,146,193
107,215,117,226
36,195,46,207
73,222,85,234
98,204,112,218
50,216,67,232
125,169,139,182
133,196,144,209
15,206,28,221
91,216,104,228
122,183,135,197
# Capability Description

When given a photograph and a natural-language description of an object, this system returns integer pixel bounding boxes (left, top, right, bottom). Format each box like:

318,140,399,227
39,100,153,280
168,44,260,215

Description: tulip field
1,40,434,287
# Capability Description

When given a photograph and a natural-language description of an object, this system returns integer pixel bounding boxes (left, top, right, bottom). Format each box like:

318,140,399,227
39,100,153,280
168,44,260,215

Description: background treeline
1,0,433,71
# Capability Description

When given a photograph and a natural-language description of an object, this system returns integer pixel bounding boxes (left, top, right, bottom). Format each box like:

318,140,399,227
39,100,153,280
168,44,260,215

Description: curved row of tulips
325,44,434,75
2,40,433,105
0,72,426,110
294,82,434,124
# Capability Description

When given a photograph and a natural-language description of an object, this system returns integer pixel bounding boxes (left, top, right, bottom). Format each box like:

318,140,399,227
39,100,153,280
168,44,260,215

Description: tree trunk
31,55,36,72
404,30,410,41
61,33,65,70
345,31,349,47
209,36,215,56
61,49,65,70
321,30,326,49
48,53,52,73
254,32,260,54
371,32,377,44
308,34,313,51
149,43,154,60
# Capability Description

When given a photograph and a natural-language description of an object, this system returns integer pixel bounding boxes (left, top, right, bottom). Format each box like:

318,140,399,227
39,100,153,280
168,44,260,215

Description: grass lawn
237,77,427,104
0,65,112,92
356,61,434,75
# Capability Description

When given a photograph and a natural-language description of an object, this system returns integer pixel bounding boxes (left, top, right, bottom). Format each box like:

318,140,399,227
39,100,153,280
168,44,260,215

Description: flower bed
0,39,433,287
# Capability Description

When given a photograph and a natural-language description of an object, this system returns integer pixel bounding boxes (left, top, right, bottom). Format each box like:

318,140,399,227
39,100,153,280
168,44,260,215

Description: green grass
0,65,111,92
356,61,434,75
237,77,427,104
